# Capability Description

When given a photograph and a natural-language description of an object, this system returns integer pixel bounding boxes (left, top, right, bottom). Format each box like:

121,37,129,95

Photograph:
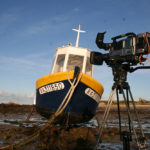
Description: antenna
72,24,86,47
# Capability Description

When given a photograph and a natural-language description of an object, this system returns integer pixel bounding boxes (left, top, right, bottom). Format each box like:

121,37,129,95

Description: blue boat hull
36,71,104,124
36,81,99,123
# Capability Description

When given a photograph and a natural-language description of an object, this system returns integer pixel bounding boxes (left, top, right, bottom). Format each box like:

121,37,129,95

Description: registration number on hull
39,82,65,95
85,88,101,103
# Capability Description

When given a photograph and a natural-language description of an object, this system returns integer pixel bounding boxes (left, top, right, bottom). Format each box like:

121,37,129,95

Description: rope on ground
0,72,83,150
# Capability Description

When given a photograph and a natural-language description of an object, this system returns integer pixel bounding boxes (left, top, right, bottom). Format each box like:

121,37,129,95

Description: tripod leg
126,89,132,135
102,88,116,125
128,88,147,148
128,88,144,136
119,86,134,150
121,86,144,149
116,89,122,139
94,88,116,150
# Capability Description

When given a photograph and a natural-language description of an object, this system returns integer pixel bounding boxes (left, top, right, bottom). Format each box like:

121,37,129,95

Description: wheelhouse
51,45,93,77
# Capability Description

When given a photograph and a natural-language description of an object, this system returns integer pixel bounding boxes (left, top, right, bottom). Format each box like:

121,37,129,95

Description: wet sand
0,103,149,150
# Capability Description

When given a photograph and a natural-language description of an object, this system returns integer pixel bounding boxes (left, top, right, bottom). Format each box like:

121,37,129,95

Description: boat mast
72,24,86,47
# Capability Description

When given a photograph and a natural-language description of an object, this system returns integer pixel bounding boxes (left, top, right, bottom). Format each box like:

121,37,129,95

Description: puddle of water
97,142,139,150
98,142,123,150
0,112,150,149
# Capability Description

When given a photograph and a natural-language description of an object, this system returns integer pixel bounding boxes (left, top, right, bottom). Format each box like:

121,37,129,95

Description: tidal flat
0,103,149,150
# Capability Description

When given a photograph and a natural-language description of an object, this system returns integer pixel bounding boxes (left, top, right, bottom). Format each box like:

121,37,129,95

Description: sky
0,0,150,104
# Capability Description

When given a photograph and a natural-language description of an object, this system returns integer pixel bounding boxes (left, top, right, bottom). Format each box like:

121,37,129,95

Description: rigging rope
0,72,83,150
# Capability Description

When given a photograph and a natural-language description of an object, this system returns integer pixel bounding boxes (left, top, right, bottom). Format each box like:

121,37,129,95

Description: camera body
110,33,149,56
90,32,150,66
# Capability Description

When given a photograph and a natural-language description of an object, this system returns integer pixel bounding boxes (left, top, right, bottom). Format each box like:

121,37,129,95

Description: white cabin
51,45,93,77
51,24,93,77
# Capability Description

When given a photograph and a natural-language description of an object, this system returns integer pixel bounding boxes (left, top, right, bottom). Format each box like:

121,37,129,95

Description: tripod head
110,63,150,83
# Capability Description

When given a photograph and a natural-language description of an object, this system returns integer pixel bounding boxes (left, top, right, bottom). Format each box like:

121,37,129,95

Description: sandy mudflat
0,103,149,150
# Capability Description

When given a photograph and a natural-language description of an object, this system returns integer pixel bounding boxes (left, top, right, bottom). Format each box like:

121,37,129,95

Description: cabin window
53,54,65,73
85,57,92,76
67,54,84,71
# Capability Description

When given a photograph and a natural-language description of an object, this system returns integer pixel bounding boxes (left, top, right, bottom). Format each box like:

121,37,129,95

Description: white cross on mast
72,24,86,47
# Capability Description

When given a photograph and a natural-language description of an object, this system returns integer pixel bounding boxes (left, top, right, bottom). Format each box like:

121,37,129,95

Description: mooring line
0,72,82,150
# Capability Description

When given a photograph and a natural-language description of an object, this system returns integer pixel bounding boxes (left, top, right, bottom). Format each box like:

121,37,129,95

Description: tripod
95,64,148,150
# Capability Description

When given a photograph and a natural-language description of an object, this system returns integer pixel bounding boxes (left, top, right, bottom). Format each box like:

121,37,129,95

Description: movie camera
90,32,150,67
92,32,150,150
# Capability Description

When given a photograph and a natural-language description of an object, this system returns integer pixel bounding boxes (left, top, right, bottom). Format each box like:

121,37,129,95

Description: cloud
22,14,70,36
73,8,80,12
24,21,50,35
0,7,79,37
0,12,17,25
0,11,19,35
0,56,34,66
0,90,34,104
0,9,65,36
0,52,52,75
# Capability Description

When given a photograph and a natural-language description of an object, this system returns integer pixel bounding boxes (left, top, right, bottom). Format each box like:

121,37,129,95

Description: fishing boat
36,25,104,124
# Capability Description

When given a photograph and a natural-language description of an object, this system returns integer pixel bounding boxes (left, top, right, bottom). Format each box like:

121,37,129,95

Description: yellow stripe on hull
36,71,104,96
